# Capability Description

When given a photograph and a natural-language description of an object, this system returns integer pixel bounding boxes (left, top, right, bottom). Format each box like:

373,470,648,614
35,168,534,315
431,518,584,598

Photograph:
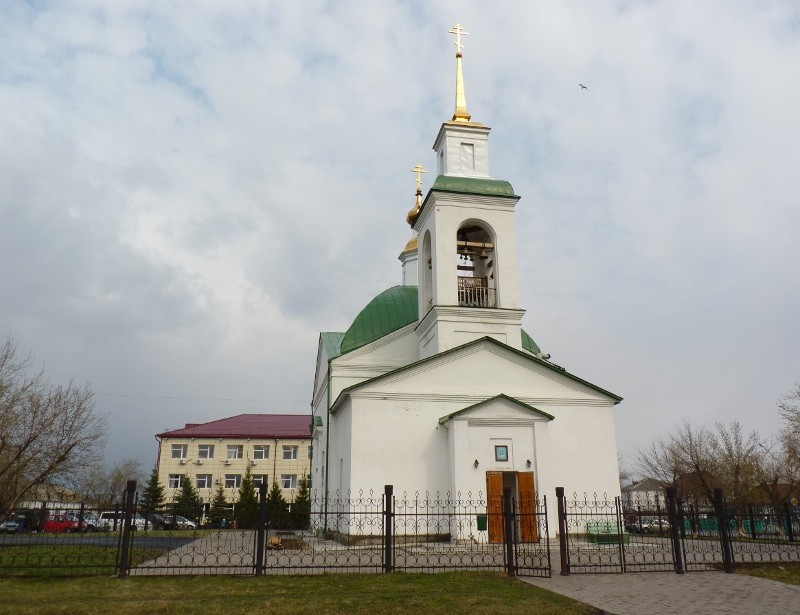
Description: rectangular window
171,444,188,459
168,474,183,489
198,444,215,459
253,445,270,460
227,445,244,459
225,474,242,489
281,474,297,489
196,474,212,489
252,474,268,487
282,445,298,460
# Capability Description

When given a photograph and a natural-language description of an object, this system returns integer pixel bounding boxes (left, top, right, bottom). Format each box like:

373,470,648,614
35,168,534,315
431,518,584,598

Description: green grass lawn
734,561,800,586
0,572,599,615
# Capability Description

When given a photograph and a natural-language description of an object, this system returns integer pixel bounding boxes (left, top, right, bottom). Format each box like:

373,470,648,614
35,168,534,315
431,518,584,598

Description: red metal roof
157,414,311,439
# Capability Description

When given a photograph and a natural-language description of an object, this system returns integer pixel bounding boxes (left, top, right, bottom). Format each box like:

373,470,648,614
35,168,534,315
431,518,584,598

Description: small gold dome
406,189,423,226
402,237,419,254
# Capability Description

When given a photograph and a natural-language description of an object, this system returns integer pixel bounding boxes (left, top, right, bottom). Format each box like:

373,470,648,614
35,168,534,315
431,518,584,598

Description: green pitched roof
432,175,516,197
321,332,345,359
521,329,541,355
340,286,419,354
337,285,544,357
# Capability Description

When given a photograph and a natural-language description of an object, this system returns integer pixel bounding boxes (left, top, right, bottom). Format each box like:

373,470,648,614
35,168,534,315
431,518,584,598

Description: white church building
310,27,622,538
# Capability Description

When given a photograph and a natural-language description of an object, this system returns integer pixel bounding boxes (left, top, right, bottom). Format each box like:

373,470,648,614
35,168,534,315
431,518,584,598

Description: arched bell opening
456,222,496,308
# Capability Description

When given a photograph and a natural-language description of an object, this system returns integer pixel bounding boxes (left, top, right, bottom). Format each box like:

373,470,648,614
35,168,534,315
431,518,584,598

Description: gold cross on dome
449,23,468,53
412,163,427,190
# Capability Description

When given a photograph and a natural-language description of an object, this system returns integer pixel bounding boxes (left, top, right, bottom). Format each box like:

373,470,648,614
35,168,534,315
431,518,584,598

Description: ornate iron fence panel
259,490,386,575
0,504,124,578
389,491,549,577
560,493,626,574
726,503,800,565
621,494,677,573
513,495,551,577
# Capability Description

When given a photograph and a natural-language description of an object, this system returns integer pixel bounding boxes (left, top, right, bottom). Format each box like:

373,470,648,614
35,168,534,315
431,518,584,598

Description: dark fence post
116,480,137,579
713,488,734,573
383,485,394,574
556,487,569,576
502,488,515,576
784,502,795,542
666,487,684,574
255,482,267,576
747,504,757,540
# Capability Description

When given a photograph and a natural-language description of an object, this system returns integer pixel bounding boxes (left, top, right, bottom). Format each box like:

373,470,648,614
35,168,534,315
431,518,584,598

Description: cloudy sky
2,1,799,478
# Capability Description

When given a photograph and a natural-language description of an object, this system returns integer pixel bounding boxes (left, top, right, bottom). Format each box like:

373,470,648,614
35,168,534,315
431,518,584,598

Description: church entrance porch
486,470,538,544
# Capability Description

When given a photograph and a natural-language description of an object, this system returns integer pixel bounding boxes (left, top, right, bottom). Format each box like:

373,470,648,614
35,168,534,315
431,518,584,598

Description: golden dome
402,237,418,254
406,189,423,226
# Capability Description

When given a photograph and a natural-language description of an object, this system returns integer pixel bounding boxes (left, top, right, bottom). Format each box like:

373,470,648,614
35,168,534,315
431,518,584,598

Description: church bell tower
409,24,526,359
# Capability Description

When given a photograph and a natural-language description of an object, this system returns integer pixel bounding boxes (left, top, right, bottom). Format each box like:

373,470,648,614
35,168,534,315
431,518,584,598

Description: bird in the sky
579,83,588,90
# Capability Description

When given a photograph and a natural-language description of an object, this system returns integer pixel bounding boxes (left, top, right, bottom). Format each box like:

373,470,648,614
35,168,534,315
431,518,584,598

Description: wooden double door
486,471,538,543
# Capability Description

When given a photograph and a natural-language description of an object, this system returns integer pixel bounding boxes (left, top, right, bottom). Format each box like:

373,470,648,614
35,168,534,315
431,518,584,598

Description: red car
43,513,87,533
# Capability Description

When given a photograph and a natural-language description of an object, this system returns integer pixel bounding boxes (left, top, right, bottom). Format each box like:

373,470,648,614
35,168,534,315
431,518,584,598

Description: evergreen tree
236,466,258,529
207,485,229,528
173,475,203,521
265,481,288,529
138,467,166,514
292,474,311,530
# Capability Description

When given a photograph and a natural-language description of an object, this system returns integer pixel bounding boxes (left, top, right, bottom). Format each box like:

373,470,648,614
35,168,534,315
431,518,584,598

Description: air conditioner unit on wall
195,459,203,465
225,459,232,465
250,460,257,466
179,459,188,465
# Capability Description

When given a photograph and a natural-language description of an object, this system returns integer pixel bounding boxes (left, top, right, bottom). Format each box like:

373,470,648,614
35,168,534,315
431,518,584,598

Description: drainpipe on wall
323,357,332,531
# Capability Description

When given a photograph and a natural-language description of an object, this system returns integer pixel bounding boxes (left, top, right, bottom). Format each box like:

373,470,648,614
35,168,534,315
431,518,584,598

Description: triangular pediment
331,337,621,412
439,394,554,425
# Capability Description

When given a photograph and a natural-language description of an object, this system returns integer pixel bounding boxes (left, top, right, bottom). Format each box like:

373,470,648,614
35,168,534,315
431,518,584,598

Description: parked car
625,517,670,534
98,511,147,531
0,517,20,533
1,510,42,533
65,512,101,532
43,513,88,533
147,513,197,530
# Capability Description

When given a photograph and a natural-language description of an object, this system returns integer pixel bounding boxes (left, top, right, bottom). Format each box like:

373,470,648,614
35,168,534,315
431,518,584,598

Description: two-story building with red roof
155,414,311,516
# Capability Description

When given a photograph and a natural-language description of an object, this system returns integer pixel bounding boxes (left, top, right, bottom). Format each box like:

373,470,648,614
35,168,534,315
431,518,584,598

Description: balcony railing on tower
458,276,496,308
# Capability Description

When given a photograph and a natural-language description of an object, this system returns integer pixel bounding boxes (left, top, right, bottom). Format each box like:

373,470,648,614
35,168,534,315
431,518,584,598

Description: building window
196,474,212,489
198,444,215,459
253,474,268,487
169,474,183,489
227,445,244,459
282,445,299,460
281,474,297,489
253,445,270,460
171,444,188,459
225,474,242,489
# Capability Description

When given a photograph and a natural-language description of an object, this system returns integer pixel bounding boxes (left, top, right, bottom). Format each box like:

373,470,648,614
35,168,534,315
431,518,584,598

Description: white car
98,511,147,531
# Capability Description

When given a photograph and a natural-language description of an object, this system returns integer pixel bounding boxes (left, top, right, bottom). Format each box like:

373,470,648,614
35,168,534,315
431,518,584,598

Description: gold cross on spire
412,163,426,192
449,23,468,54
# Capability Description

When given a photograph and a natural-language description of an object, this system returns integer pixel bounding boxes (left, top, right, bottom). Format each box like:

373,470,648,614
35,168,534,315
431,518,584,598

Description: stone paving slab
522,571,800,615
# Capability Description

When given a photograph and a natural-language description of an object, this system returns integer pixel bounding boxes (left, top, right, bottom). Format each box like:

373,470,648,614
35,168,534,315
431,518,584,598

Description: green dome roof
338,284,543,357
340,286,419,354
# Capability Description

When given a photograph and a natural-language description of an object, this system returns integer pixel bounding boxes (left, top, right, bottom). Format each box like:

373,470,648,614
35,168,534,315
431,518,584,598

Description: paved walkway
522,571,800,615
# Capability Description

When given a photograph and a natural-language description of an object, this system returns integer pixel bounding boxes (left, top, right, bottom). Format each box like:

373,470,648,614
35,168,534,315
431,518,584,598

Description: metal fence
1,481,549,578
6,482,797,578
555,486,800,576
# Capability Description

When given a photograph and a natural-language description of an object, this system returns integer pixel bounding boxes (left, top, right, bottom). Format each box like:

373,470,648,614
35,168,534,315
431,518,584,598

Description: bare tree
0,337,106,515
636,419,763,506
76,459,143,508
708,421,760,509
778,382,800,470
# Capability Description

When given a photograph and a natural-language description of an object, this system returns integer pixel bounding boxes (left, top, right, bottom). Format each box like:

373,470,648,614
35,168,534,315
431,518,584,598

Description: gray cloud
1,1,799,471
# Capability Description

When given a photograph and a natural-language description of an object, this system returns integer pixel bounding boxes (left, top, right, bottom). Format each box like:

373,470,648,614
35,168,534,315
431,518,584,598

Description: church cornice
329,336,623,414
